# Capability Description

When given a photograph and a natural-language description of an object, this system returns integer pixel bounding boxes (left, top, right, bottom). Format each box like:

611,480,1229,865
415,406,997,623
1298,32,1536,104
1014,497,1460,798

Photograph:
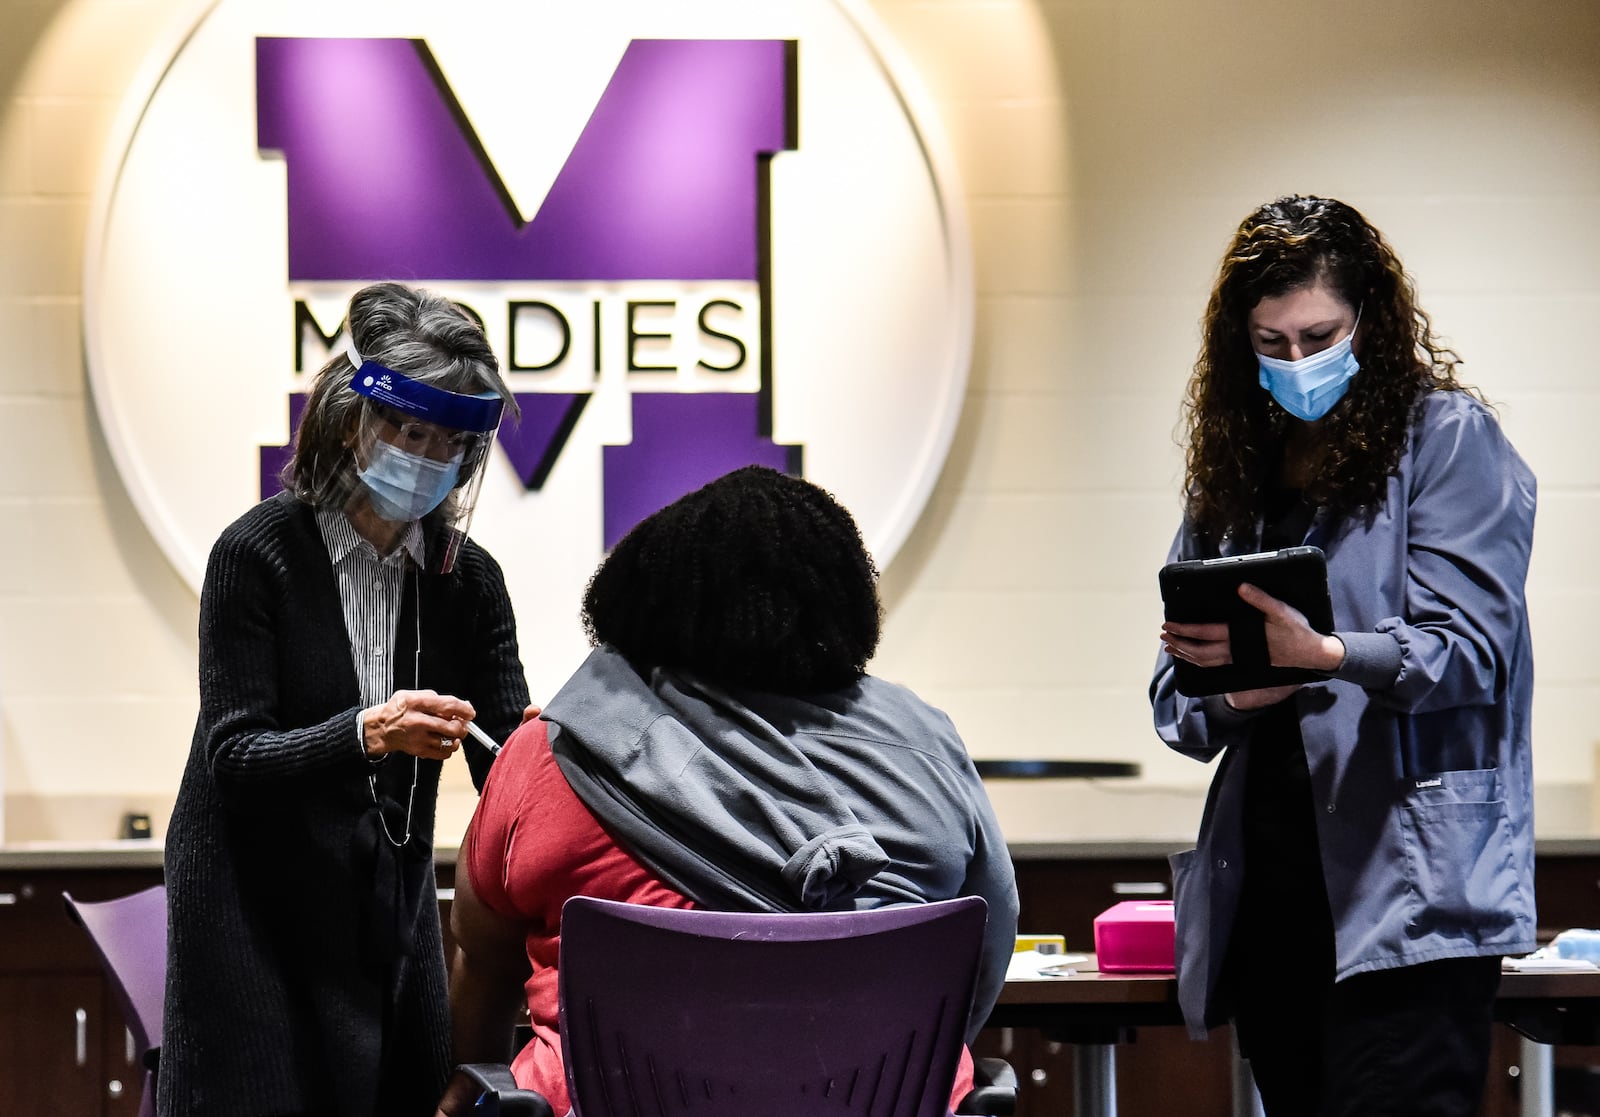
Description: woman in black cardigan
159,283,531,1117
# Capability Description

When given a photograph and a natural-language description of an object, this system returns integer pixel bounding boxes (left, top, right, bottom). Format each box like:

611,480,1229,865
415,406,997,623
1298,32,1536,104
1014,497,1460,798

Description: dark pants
1228,884,1502,1117
1228,718,1502,1116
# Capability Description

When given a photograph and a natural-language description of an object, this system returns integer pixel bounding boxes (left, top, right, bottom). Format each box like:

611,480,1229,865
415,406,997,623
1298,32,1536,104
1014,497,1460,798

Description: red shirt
462,719,974,1113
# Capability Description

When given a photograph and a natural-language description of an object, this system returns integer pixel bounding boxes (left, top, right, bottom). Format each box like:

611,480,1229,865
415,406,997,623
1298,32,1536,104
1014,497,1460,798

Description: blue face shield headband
1255,308,1362,422
343,335,505,433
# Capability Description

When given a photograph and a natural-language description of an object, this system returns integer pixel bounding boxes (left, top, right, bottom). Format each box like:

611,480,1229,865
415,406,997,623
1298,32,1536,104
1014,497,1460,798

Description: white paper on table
1502,955,1600,973
1006,949,1092,980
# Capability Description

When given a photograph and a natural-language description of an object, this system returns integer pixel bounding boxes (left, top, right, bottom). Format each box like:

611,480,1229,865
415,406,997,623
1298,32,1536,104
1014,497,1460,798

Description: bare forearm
448,950,527,1065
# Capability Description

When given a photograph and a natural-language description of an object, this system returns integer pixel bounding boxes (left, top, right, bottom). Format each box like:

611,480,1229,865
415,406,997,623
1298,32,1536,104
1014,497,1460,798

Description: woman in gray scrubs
1151,195,1536,1117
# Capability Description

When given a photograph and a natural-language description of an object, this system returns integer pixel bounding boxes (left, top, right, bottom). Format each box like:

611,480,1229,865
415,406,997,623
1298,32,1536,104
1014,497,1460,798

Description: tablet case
1159,545,1335,697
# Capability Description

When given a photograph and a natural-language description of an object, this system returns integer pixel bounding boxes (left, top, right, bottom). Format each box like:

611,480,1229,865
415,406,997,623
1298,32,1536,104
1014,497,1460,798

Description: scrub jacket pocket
1397,769,1517,939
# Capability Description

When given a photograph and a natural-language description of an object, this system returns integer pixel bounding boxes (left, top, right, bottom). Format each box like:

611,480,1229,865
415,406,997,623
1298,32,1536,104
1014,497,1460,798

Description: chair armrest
955,1056,1018,1116
447,1063,556,1117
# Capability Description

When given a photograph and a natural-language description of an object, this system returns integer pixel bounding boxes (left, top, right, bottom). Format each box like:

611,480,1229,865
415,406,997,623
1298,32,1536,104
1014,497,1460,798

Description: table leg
1072,1043,1116,1117
1518,1037,1552,1117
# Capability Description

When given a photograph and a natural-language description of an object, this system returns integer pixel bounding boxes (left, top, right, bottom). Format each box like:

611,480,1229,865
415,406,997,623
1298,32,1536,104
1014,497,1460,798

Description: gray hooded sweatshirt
543,646,1019,1041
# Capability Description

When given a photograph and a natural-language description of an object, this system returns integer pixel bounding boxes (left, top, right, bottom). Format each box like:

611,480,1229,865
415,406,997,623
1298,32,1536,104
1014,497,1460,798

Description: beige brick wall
1,0,1595,843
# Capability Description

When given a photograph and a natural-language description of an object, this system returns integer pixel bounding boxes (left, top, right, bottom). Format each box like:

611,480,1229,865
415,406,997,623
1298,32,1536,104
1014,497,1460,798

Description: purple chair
62,884,167,1117
461,894,991,1117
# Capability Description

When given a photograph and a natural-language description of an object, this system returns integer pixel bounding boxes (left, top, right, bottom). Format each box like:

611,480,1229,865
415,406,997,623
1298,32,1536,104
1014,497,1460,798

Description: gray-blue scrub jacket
1151,389,1537,1035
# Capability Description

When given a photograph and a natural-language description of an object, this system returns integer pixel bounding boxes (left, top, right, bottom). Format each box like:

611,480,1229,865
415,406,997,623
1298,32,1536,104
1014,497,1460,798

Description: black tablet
1158,546,1336,697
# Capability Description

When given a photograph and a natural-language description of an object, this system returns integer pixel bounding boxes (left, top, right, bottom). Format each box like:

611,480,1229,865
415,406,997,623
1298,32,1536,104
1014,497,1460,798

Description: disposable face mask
357,439,461,522
1255,317,1360,422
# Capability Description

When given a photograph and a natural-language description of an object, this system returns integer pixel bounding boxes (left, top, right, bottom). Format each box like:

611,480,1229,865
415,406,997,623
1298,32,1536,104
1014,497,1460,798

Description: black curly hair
582,466,882,695
1182,195,1476,546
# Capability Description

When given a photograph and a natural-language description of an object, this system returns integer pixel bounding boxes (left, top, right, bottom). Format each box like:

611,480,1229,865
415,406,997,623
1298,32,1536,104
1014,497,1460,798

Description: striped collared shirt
314,508,426,709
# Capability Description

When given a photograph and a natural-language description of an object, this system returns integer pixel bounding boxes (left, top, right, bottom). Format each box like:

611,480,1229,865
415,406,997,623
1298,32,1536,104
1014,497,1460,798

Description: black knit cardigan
158,493,529,1116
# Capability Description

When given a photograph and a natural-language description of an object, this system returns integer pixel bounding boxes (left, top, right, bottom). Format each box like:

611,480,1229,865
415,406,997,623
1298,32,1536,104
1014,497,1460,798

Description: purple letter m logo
256,36,800,546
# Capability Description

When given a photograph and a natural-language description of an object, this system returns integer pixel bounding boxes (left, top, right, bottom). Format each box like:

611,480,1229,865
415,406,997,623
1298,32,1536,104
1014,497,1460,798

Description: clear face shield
343,338,505,574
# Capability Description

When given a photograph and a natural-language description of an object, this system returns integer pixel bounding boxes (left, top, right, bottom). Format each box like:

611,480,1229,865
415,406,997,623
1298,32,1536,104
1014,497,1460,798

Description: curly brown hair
1181,195,1474,547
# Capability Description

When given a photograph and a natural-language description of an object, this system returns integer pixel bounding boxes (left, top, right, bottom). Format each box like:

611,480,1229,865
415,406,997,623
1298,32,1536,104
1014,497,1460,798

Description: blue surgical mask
358,439,460,522
1256,316,1361,422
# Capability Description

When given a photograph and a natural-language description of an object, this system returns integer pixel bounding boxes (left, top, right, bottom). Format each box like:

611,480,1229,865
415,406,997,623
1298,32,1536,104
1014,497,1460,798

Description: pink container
1092,900,1176,972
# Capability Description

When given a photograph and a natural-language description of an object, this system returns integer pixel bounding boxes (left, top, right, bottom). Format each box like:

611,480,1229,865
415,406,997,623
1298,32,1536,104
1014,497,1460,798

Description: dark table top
987,963,1600,1045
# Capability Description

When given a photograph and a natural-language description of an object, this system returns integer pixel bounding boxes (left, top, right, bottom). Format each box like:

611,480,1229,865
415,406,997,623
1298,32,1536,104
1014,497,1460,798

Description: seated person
440,465,1019,1115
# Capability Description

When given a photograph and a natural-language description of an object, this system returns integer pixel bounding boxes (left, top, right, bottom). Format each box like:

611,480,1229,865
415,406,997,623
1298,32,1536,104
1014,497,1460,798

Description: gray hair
283,282,517,507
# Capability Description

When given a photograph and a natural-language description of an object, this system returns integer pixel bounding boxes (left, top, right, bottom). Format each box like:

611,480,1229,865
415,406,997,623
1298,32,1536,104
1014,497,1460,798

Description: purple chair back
63,884,167,1117
557,895,987,1117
